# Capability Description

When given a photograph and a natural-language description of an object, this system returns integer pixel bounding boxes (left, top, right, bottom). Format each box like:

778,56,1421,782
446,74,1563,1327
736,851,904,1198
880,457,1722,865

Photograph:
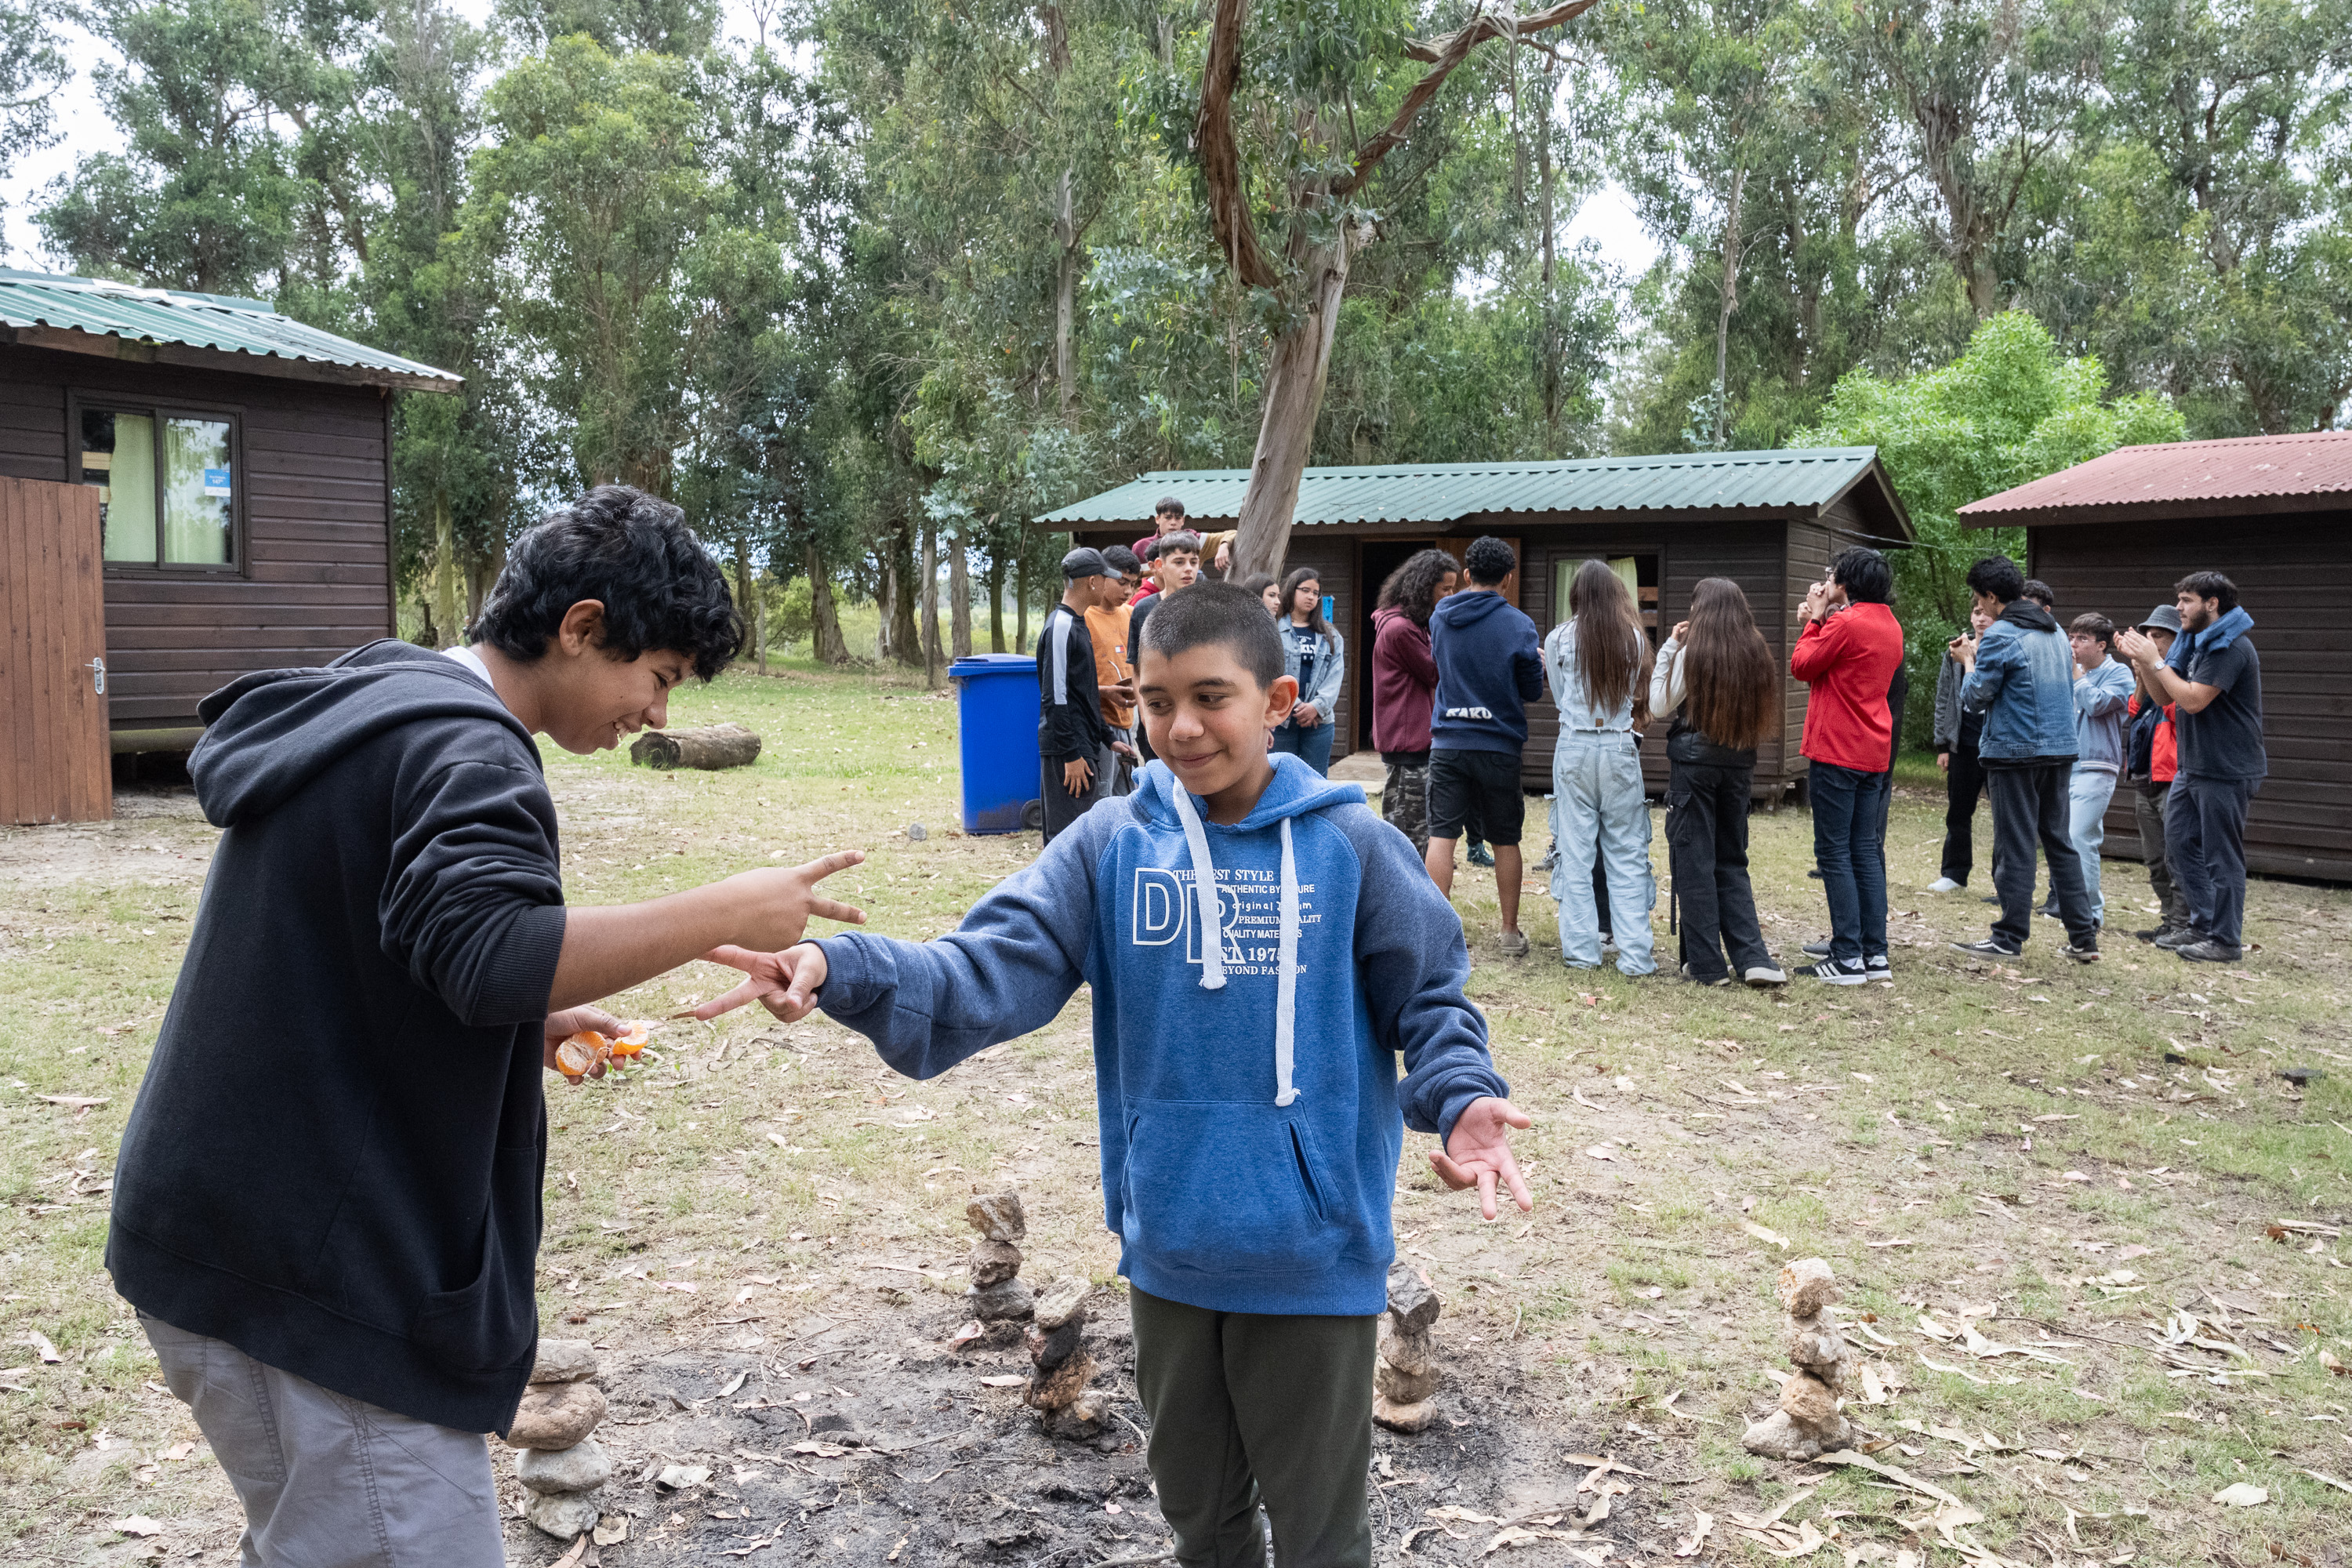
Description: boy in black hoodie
108,487,864,1565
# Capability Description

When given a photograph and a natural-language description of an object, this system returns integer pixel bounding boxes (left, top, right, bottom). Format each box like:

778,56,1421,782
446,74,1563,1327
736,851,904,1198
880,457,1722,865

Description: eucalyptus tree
0,0,69,220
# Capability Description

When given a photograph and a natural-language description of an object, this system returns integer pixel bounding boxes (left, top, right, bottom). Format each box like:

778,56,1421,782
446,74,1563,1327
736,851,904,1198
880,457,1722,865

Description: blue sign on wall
202,466,232,498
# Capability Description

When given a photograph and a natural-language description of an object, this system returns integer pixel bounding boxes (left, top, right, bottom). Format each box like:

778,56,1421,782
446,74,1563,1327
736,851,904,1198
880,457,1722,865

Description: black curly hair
1377,547,1461,627
474,485,743,681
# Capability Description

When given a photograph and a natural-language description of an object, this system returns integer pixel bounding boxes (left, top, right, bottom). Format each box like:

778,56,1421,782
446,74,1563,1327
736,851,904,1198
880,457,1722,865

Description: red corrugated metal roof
1961,430,2352,521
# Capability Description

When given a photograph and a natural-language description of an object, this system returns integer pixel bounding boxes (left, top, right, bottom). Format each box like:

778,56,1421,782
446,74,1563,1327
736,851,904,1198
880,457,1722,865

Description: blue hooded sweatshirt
1427,589,1545,756
810,753,1508,1317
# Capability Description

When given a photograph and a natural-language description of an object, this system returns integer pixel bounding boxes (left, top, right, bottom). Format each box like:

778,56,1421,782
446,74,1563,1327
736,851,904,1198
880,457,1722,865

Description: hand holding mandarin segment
1428,1096,1534,1220
543,1005,624,1083
691,942,829,1023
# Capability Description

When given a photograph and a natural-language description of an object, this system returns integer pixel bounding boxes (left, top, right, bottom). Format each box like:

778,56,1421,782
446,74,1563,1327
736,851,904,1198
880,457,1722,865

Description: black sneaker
2133,923,2177,944
1801,942,1889,978
1802,957,1868,985
1467,841,1495,868
2063,941,2101,964
1951,938,2022,959
1679,964,1732,987
2038,902,2060,919
2177,938,2243,964
1980,895,2001,905
1802,940,1832,957
2153,926,2200,951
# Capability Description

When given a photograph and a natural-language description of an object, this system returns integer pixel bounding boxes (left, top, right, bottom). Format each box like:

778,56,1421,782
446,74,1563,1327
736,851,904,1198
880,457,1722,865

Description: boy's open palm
691,942,829,1023
1429,1096,1534,1220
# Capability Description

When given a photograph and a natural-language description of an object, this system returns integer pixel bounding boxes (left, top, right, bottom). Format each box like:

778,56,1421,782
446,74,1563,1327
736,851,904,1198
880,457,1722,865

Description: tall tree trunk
987,551,1006,652
1537,54,1561,434
1054,169,1079,419
1016,554,1031,654
1713,164,1748,450
733,537,762,673
949,537,972,659
878,552,895,662
920,523,943,688
433,489,459,647
1232,229,1356,579
889,525,921,668
804,539,848,664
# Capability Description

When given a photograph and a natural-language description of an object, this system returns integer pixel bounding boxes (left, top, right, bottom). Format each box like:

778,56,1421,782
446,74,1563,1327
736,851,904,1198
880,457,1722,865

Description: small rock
1027,1319,1083,1370
969,1276,1036,1321
1378,1325,1434,1378
1778,1370,1842,1432
966,1190,1027,1243
1373,1394,1435,1433
969,1238,1023,1287
1374,1358,1439,1404
1741,1408,1834,1461
1031,1276,1091,1332
524,1489,603,1539
1385,1263,1441,1334
907,822,928,841
1785,1319,1848,1380
504,1381,606,1450
1777,1258,1838,1318
517,1437,612,1494
528,1338,598,1385
1025,1348,1097,1411
1043,1398,1105,1441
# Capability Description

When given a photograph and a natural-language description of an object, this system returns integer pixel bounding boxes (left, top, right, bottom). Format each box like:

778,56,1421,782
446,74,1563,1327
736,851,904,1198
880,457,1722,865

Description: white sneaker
1743,964,1788,986
1926,877,1962,894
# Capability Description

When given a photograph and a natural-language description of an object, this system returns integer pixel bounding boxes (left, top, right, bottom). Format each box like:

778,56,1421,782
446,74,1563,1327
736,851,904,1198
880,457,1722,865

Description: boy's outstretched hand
1429,1096,1534,1220
691,942,830,1023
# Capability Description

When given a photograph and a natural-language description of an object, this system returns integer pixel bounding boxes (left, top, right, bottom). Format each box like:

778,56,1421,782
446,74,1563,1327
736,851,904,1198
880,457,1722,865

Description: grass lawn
5,661,2350,1565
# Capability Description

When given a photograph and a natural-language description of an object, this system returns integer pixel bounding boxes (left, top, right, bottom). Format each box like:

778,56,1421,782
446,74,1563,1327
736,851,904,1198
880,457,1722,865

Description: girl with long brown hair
1650,576,1784,985
1541,559,1657,974
1370,548,1461,852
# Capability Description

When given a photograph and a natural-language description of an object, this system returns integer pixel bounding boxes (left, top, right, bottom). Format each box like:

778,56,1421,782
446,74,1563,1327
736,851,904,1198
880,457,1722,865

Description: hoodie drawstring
1168,782,1302,1106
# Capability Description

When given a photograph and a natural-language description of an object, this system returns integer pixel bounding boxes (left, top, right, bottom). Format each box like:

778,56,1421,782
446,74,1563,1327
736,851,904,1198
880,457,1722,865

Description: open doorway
1356,538,1437,751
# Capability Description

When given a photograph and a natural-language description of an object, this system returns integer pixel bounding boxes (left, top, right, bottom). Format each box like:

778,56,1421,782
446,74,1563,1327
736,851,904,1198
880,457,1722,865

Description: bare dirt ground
6,664,2352,1567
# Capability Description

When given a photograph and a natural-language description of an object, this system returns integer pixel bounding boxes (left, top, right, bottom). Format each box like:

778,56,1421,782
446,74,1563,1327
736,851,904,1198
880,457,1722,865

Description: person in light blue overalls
1272,566,1345,775
1544,559,1657,975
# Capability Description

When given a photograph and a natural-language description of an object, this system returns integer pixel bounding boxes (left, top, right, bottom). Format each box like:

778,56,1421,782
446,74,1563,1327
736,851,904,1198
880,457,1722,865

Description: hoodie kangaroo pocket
1120,1101,1346,1277
408,1144,538,1372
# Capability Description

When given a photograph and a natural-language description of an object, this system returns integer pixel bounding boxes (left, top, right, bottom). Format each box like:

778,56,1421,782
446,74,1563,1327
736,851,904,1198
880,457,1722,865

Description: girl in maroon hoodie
1370,549,1461,852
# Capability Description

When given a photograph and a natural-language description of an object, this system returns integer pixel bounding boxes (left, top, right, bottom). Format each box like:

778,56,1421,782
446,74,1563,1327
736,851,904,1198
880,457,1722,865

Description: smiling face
535,605,691,753
1138,641,1296,815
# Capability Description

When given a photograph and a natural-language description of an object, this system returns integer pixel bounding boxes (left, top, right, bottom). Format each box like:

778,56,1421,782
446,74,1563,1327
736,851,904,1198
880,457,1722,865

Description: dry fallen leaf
25,1332,60,1363
978,1374,1026,1388
2210,1482,2267,1507
1584,1145,1618,1163
1742,1221,1790,1250
593,1515,630,1545
111,1517,162,1538
1674,1510,1714,1557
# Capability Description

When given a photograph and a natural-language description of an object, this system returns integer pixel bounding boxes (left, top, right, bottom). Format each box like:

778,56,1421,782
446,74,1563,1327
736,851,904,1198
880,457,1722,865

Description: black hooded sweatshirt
107,639,568,1435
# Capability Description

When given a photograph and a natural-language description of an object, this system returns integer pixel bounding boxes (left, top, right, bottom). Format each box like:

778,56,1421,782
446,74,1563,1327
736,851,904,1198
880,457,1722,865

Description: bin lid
947,654,1037,677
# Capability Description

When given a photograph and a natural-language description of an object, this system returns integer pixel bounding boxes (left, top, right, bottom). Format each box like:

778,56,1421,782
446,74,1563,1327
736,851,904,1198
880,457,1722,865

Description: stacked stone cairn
1371,1263,1443,1433
966,1189,1035,1321
1741,1258,1855,1461
506,1338,612,1538
1023,1276,1102,1434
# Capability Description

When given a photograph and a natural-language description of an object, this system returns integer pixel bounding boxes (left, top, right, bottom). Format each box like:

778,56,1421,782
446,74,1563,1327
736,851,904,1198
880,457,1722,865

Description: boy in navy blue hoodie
699,581,1530,1566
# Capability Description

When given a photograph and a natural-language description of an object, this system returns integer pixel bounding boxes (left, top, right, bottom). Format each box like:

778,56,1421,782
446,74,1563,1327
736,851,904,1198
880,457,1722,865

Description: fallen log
629,723,762,771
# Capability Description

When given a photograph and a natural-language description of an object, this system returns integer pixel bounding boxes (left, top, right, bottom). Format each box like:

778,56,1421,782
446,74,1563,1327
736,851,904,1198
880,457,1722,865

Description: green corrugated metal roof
0,270,462,392
1040,447,1907,535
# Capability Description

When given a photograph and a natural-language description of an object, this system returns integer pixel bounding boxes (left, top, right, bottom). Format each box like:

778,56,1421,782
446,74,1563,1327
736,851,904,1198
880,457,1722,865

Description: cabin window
1553,554,1661,648
81,405,239,571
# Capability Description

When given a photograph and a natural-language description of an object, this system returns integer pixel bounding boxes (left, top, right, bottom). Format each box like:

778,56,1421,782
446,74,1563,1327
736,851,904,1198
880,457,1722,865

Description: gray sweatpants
141,1313,506,1568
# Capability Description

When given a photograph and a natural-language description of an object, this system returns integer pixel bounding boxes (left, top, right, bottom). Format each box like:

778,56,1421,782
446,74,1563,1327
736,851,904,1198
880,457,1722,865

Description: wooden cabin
1959,430,2352,883
1,270,458,824
1041,448,1912,798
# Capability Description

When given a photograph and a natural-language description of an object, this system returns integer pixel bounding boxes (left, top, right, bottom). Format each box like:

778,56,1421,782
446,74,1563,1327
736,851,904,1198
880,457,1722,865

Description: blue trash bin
948,654,1043,834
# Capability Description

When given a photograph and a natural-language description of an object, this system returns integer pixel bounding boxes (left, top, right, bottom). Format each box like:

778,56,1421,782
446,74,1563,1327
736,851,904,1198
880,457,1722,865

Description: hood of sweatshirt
191,640,536,828
1431,586,1513,636
1999,599,2060,635
1132,755,1365,1106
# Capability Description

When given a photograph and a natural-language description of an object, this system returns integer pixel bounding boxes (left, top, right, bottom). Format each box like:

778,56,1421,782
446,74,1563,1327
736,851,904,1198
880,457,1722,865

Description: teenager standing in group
1951,554,2100,963
1425,537,1544,958
1038,548,1122,840
1651,578,1785,987
2122,604,2187,942
1928,601,1997,894
2061,614,2135,927
1271,567,1344,775
1788,547,1905,983
2115,571,2266,964
1132,495,1187,568
1543,560,1657,976
1238,572,1279,616
1370,549,1459,855
1125,532,1201,766
1088,546,1143,796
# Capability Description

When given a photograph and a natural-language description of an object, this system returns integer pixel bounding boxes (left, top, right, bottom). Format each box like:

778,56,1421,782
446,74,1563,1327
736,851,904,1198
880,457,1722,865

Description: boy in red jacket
1788,547,1905,983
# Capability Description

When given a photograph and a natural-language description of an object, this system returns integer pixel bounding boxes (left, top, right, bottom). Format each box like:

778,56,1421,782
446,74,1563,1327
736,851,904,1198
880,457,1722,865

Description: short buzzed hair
1140,579,1283,689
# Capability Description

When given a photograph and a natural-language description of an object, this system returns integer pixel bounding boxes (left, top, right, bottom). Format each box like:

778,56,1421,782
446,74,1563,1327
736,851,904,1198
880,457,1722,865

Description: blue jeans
1549,733,1656,974
2068,766,2118,924
1808,761,1888,964
2166,773,2256,948
1269,718,1334,775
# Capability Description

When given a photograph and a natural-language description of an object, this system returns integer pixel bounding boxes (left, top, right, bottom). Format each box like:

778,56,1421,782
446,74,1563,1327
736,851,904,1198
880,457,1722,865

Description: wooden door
1436,535,1520,607
2,477,114,824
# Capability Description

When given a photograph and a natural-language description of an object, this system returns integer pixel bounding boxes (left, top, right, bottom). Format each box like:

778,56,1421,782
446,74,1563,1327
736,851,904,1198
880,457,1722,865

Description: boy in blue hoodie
698,581,1530,1566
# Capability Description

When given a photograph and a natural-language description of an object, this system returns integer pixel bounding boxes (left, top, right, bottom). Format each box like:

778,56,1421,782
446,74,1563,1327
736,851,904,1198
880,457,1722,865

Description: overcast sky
3,13,1658,281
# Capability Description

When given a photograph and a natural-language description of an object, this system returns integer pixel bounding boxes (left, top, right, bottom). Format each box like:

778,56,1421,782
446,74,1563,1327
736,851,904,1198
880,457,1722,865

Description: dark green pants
1130,1287,1377,1568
